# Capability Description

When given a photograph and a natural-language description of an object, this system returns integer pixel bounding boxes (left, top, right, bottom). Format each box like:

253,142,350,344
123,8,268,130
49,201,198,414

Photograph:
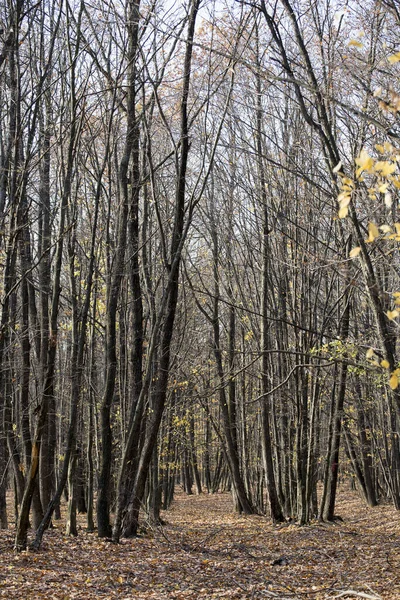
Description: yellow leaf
348,39,363,48
365,222,379,242
380,224,392,233
338,196,351,209
387,310,399,320
338,191,351,202
366,348,375,359
381,359,390,369
388,52,400,63
338,205,349,218
349,246,361,258
375,144,385,153
389,374,399,390
333,161,342,173
341,177,354,187
355,149,374,173
384,191,393,208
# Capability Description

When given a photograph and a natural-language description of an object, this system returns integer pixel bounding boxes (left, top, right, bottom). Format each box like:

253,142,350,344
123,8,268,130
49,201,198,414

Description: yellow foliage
244,330,254,342
348,39,363,48
365,222,379,243
355,149,374,177
387,310,399,320
388,51,400,64
341,177,354,187
349,246,361,258
374,161,396,176
389,374,399,390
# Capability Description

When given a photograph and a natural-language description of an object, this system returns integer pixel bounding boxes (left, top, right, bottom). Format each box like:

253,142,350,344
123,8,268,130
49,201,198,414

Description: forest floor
0,489,399,600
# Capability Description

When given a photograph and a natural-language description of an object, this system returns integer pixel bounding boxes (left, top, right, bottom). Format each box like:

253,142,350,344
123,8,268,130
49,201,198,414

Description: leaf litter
0,488,399,599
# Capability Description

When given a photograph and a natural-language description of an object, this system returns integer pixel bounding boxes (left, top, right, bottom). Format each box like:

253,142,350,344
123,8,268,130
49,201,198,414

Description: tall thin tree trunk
112,0,202,541
256,24,284,523
97,0,141,538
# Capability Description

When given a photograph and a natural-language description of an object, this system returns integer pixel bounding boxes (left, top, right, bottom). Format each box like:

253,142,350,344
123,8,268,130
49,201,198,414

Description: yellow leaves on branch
375,142,394,154
347,220,385,247
375,161,397,177
338,144,400,220
354,148,397,179
337,175,354,219
366,349,400,389
371,222,400,241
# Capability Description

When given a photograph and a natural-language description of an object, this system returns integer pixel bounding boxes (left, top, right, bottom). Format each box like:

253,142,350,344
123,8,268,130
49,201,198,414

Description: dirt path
0,490,399,599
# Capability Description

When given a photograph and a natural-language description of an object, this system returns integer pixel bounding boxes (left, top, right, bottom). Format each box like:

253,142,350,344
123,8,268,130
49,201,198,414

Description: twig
231,578,282,598
331,589,382,599
191,527,227,551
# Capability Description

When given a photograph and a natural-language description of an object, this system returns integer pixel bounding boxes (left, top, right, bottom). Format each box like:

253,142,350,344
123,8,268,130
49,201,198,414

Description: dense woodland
0,0,400,555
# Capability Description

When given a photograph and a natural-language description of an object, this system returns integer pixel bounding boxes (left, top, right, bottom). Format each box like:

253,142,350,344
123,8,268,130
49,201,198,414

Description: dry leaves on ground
0,489,399,599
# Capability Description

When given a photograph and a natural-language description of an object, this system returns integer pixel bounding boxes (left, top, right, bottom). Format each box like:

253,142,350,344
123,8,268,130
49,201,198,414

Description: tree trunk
321,291,350,521
112,0,202,542
97,0,142,538
65,450,78,537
